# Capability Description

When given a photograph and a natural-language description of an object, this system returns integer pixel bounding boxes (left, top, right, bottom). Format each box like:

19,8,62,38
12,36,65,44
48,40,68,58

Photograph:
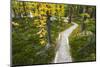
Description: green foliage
12,18,55,65
12,15,72,65
69,19,96,62
12,0,96,65
80,13,90,18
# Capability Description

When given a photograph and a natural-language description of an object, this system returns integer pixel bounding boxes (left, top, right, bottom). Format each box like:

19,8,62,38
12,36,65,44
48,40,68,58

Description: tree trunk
46,11,51,45
91,7,96,20
12,8,16,18
22,2,27,16
81,7,86,32
68,5,72,23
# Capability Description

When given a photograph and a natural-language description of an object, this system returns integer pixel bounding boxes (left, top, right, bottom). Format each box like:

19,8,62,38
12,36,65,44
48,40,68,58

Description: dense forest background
12,0,96,66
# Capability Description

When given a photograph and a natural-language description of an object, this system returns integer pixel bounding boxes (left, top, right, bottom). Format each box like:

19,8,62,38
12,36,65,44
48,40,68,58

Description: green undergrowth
12,17,72,66
69,19,96,62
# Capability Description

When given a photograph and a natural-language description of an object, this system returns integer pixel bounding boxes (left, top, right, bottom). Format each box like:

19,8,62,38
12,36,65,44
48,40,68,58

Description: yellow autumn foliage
13,1,65,46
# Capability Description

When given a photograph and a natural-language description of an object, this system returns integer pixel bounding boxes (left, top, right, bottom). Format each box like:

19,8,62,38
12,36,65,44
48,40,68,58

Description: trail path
54,22,78,63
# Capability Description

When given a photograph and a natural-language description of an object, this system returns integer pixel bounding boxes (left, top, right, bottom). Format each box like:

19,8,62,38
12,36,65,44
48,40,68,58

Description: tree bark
68,5,72,23
22,2,27,16
81,7,86,32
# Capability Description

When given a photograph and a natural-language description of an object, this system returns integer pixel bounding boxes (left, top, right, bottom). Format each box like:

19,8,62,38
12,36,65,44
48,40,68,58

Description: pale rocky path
54,22,78,63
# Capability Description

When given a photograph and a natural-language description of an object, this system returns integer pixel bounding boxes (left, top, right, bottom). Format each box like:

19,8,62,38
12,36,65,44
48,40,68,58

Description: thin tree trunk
68,5,72,23
81,7,86,32
17,2,22,18
46,11,51,45
22,2,27,16
12,8,16,18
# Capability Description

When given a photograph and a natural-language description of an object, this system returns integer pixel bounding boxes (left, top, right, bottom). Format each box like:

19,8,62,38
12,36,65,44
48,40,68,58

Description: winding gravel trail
54,22,78,63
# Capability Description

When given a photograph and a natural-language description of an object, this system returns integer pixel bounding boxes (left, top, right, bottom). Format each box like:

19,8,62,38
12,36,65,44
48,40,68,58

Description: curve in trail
54,22,78,63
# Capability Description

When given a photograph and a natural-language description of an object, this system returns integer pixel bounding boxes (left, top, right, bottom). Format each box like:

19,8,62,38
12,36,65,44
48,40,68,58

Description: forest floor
54,22,78,63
